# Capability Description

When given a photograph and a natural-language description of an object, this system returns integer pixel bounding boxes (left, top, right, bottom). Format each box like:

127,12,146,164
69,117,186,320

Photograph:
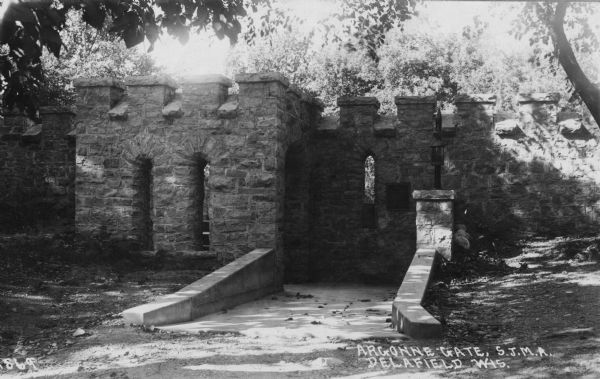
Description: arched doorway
132,156,153,250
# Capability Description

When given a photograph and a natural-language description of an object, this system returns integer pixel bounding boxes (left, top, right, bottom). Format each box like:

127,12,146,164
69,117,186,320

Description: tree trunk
551,2,600,127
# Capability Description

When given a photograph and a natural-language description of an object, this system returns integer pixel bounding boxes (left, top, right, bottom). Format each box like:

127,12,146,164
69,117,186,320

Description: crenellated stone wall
0,106,75,230
305,91,600,282
3,69,600,284
73,73,319,280
445,93,600,235
307,96,438,283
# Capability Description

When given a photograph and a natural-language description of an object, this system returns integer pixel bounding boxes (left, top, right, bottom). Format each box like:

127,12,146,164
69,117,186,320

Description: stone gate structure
71,73,321,276
2,72,600,286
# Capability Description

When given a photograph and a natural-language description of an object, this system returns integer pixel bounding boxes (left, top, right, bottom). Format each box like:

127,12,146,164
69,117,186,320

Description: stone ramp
159,284,400,340
122,248,281,326
391,248,442,338
388,190,454,338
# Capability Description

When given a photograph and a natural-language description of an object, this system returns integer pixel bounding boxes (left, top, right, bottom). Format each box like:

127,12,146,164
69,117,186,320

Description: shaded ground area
0,232,217,360
0,234,599,378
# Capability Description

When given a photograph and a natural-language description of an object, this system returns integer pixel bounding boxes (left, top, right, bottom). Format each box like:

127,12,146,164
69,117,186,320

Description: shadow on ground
1,236,599,378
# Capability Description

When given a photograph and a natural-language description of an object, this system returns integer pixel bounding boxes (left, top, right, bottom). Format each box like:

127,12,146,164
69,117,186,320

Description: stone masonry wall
282,90,319,282
0,107,75,230
308,91,600,283
445,93,600,236
5,69,599,285
74,73,319,279
414,190,454,260
308,96,438,284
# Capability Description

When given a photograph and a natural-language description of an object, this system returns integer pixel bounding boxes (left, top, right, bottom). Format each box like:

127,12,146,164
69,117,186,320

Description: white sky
148,1,599,77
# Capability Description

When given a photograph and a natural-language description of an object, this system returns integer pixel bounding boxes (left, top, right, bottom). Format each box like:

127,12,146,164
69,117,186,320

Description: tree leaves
39,26,61,58
81,1,106,30
39,10,161,107
123,23,146,48
1,0,262,119
243,3,299,48
513,1,600,126
320,0,417,61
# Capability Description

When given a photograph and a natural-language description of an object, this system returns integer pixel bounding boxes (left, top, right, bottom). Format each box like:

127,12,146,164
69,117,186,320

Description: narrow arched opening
362,154,376,228
192,156,210,250
132,157,153,249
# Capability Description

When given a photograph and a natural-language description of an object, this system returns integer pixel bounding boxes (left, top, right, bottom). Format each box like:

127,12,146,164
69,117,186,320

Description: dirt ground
0,233,599,378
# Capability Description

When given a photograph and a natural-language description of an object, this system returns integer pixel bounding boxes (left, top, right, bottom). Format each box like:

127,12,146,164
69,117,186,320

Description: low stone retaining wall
391,248,441,338
391,190,454,338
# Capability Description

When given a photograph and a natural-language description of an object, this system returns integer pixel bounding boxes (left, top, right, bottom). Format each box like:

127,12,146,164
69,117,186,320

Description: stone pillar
337,96,379,131
205,73,288,269
391,189,454,338
446,94,496,196
518,93,560,135
123,75,185,251
454,94,496,138
172,75,233,250
395,96,437,129
73,78,127,238
73,78,125,114
125,75,177,111
394,96,437,189
413,189,454,260
237,72,289,117
180,74,232,116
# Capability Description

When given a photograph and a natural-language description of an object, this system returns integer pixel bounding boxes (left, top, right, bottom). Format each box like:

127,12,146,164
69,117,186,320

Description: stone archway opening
192,155,210,251
362,154,376,229
283,143,312,282
132,156,153,250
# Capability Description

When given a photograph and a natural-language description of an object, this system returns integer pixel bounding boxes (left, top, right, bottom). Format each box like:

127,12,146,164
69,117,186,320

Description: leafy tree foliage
228,25,313,85
375,15,596,114
312,48,381,110
513,1,600,126
323,0,600,123
228,35,381,114
0,0,266,120
321,0,417,60
2,0,599,125
39,10,160,106
228,8,595,116
227,11,381,114
345,1,600,124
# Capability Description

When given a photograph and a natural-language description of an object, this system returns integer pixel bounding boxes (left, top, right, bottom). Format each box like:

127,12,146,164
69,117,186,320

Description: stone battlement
309,92,593,147
2,71,600,284
336,92,592,129
70,71,323,282
73,73,323,124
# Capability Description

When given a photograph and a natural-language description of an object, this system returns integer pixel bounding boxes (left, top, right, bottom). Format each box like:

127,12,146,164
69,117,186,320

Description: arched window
362,155,376,228
132,157,153,249
202,163,210,250
364,155,375,204
193,156,210,250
